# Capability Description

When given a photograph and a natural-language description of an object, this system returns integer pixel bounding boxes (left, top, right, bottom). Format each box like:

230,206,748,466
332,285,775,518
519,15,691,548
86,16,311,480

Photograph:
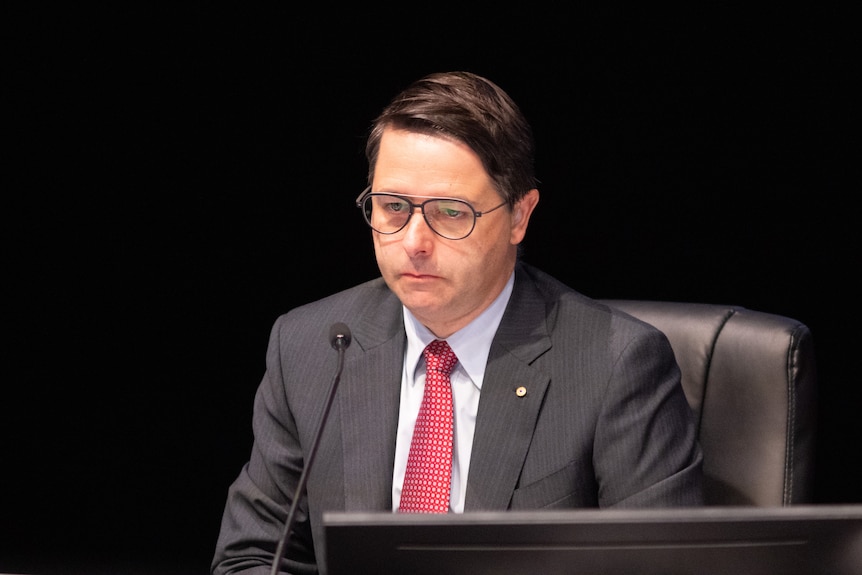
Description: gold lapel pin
515,386,527,397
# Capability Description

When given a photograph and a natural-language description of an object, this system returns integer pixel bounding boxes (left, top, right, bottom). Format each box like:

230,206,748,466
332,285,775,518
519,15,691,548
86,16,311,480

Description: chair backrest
600,300,818,506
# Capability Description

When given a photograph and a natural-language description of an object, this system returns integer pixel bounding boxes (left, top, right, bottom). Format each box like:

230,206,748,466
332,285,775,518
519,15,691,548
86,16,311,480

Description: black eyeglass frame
354,186,509,240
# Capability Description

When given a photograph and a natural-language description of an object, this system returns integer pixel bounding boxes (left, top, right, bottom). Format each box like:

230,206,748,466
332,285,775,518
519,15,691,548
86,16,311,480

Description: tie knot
424,340,458,376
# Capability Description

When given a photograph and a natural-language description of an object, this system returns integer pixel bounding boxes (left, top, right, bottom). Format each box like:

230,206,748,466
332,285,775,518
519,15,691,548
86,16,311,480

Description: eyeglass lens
362,194,476,240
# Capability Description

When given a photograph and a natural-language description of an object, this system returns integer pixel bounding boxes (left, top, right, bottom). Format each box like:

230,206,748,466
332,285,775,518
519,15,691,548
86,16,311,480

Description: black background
5,5,858,574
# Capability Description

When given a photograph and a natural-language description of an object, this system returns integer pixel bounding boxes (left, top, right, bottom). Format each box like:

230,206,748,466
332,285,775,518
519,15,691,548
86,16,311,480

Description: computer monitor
323,505,862,575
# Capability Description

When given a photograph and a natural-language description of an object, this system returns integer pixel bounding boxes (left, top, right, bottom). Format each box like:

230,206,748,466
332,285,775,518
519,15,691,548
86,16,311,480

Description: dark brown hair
365,71,537,206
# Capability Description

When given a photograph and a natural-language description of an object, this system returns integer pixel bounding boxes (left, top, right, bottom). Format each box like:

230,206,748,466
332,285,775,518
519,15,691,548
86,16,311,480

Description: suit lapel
338,287,405,511
465,265,553,510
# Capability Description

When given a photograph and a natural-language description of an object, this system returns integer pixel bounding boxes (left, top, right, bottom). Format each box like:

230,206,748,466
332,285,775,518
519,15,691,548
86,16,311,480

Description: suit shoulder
516,262,663,337
516,262,611,314
269,276,393,333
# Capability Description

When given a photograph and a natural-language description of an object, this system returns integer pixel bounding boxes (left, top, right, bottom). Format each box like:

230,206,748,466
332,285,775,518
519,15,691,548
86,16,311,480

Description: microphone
329,322,351,351
270,322,352,575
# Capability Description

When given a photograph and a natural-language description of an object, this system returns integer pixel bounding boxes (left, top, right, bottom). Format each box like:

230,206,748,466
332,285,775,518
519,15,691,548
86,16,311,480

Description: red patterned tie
399,340,458,513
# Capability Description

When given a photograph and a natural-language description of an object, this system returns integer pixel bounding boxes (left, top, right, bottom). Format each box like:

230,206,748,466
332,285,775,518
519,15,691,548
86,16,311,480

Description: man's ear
510,188,540,244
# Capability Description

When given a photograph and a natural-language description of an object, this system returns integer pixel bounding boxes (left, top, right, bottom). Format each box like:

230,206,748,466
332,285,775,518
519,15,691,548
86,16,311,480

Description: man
212,71,703,574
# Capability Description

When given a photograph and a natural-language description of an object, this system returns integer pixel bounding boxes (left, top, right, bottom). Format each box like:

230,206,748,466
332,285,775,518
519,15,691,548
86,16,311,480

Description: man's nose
401,207,436,247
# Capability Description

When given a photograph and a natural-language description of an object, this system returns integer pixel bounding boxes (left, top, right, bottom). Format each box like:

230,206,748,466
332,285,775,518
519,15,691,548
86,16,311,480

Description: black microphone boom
270,322,352,575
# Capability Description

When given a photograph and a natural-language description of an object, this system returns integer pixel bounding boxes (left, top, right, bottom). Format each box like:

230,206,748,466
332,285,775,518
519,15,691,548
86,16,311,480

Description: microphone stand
269,324,351,575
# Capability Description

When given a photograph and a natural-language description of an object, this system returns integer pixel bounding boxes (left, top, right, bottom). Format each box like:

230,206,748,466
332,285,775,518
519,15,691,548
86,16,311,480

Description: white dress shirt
392,272,514,513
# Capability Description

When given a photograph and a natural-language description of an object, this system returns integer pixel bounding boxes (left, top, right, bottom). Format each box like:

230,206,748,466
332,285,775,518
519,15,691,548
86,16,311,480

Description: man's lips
400,272,441,280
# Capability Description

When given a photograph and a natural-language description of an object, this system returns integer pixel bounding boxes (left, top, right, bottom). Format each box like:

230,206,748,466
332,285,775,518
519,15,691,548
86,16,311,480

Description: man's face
370,127,537,338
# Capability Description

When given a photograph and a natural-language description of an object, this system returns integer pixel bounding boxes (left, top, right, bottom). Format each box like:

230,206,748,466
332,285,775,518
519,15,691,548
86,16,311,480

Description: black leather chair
601,300,818,506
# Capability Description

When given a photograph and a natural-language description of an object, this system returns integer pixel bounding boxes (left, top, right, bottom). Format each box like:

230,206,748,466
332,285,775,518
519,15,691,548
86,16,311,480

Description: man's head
360,72,540,338
365,71,537,206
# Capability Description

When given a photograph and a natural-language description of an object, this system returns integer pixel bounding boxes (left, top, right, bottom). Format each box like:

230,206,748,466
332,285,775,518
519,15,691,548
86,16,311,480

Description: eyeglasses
355,186,508,240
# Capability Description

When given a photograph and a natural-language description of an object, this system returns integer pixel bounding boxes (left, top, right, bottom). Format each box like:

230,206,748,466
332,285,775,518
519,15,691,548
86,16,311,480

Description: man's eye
384,201,409,213
434,201,467,219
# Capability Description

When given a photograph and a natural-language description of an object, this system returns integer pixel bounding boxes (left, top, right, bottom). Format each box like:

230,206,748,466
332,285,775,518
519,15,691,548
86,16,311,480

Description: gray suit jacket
212,262,703,574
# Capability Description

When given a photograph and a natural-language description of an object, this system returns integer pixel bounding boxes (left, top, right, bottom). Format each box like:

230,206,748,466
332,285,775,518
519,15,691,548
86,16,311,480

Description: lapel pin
515,386,527,397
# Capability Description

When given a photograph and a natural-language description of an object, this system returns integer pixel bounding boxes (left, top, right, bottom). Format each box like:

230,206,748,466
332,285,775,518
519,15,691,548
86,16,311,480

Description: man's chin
396,290,448,316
